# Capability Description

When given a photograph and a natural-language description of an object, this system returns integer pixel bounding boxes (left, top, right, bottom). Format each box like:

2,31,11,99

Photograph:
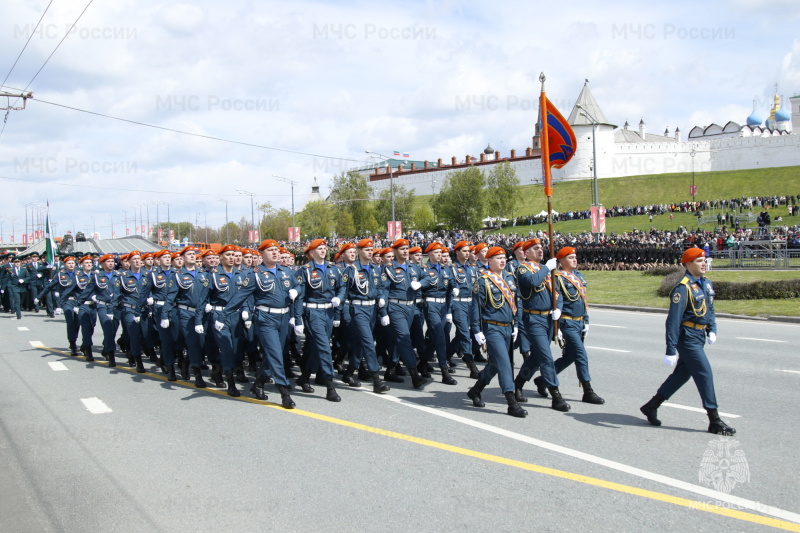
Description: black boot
246,352,258,372
127,353,134,367
278,385,295,409
372,372,390,394
581,381,605,404
225,371,241,397
69,342,79,357
179,357,190,381
314,373,327,386
82,346,94,362
417,362,432,379
342,367,361,387
513,375,528,403
296,372,315,393
234,366,249,383
357,366,371,381
640,394,665,426
210,364,225,387
384,364,404,383
146,347,158,363
166,364,177,381
505,391,528,418
192,366,207,388
395,364,407,376
706,408,736,436
106,351,116,367
548,387,571,412
533,376,549,398
409,368,430,389
135,355,146,373
325,379,342,402
473,352,488,363
441,367,458,385
250,375,267,400
467,380,486,408
467,361,480,380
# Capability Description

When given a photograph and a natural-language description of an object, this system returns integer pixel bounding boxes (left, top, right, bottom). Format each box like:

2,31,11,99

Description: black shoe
384,366,405,383
166,364,177,381
342,370,361,388
234,367,249,383
513,376,527,403
640,394,664,426
580,381,605,404
82,346,94,362
548,387,571,412
135,356,146,373
448,358,457,368
325,381,342,402
467,381,486,407
467,362,480,380
107,352,116,367
372,372,390,394
417,364,432,379
473,353,488,363
225,371,241,397
278,386,295,409
70,343,80,357
395,364,407,376
251,377,267,400
357,366,371,381
707,408,736,435
533,376,549,398
210,364,224,387
410,369,430,390
441,368,458,385
296,375,315,393
505,391,528,418
192,367,207,388
179,358,190,381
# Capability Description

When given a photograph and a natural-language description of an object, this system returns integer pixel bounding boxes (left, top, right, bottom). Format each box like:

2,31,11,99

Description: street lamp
236,189,256,244
576,104,600,206
216,197,230,243
365,150,395,225
195,202,208,243
274,176,298,229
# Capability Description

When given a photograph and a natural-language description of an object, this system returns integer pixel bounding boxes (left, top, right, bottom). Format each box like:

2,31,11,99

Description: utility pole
237,190,256,243
274,176,298,229
216,197,230,243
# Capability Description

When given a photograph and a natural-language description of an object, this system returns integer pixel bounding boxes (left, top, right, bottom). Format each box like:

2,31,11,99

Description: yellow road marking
44,346,800,531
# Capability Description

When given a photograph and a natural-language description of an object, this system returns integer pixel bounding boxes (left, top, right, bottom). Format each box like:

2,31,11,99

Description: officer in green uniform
7,254,28,319
640,247,736,435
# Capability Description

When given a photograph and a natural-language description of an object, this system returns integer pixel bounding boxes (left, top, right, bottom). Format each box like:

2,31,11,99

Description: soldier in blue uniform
511,239,571,412
447,241,481,379
552,247,604,404
5,254,28,319
331,243,356,372
466,246,526,417
61,256,98,360
92,254,121,366
140,250,179,380
49,256,81,355
117,251,150,373
223,239,301,408
420,242,457,385
640,247,736,435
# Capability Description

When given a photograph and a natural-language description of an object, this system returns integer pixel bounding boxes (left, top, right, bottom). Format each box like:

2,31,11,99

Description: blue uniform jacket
470,269,522,334
665,272,717,355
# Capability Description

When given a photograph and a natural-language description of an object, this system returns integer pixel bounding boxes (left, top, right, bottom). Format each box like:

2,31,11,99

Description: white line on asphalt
777,369,800,375
662,402,740,418
585,346,631,353
735,337,787,343
17,327,29,331
48,362,68,372
29,341,44,348
591,324,626,329
368,393,799,524
81,398,112,414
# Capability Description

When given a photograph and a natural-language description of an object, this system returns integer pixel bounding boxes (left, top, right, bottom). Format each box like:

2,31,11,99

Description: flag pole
539,72,559,338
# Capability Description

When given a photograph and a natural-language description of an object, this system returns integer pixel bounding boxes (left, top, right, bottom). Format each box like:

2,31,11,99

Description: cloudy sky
1,0,799,241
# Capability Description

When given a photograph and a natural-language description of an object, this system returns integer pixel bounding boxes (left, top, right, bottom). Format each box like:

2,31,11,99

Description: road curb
591,303,800,323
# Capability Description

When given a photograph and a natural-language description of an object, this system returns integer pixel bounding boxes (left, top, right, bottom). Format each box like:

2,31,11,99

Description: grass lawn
583,270,800,317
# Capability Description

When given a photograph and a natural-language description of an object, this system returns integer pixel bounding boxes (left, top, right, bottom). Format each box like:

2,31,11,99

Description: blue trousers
254,309,290,386
121,308,142,357
302,307,335,380
78,304,97,349
178,308,206,367
423,301,448,369
97,306,120,355
211,310,238,372
347,305,379,373
153,306,177,366
553,319,591,382
657,327,718,409
63,301,80,344
387,303,418,369
517,313,560,387
449,301,473,360
477,323,514,393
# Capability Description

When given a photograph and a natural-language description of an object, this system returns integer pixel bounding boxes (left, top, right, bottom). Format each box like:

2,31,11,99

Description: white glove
331,297,341,308
708,332,716,344
146,297,154,305
91,295,98,303
204,303,212,313
37,273,42,278
195,324,205,334
288,288,298,301
545,258,558,271
551,308,562,321
244,320,252,329
446,313,453,324
241,311,249,320
107,314,114,319
54,291,60,297
19,278,25,283
663,354,678,367
380,315,390,327
33,298,39,304
378,298,386,308
294,325,304,336
582,324,590,335
452,287,460,297
512,327,518,341
289,317,295,327
160,319,170,329
214,320,225,332
474,332,487,345
55,308,63,315
557,328,564,345
73,307,79,314
333,320,341,327
133,316,141,323
410,281,422,290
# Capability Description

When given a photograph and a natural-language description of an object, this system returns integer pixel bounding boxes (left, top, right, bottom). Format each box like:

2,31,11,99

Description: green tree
434,166,486,231
375,185,416,226
335,210,356,237
298,200,334,238
329,170,375,233
486,161,520,223
412,204,436,232
258,202,293,241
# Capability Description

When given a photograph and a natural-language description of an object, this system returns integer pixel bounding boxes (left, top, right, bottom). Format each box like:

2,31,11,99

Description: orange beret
180,246,197,255
357,239,373,248
242,248,254,256
522,239,541,251
119,254,129,261
391,238,409,248
220,244,237,253
79,255,93,263
373,248,382,256
63,256,75,262
171,252,182,259
333,252,341,262
485,246,506,259
453,240,470,250
425,242,443,253
153,250,168,258
556,247,576,260
681,247,705,263
258,239,279,251
474,242,488,253
339,242,354,253
409,246,422,254
512,241,526,251
279,247,289,255
201,249,218,257
128,250,141,258
380,248,394,256
98,254,115,263
304,238,326,254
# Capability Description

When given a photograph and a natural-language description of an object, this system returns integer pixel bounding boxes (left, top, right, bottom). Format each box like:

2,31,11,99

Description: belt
681,320,707,330
82,300,95,306
484,320,511,327
177,304,196,312
123,303,136,309
425,297,446,304
349,299,375,306
303,302,332,309
155,300,165,306
256,305,289,314
523,308,550,315
453,297,473,303
561,314,584,321
388,298,415,305
95,301,108,306
210,305,226,311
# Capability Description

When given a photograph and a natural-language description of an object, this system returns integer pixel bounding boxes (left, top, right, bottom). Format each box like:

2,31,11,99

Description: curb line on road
590,304,800,324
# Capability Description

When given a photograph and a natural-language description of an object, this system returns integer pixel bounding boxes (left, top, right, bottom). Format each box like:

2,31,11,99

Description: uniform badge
673,292,681,304
202,278,209,287
143,278,148,286
342,274,348,283
242,276,249,286
381,273,387,281
283,280,290,287
168,280,173,287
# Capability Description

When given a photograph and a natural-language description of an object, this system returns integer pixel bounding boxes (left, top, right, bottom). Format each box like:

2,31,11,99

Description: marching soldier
6,254,28,319
26,252,48,313
420,242,457,385
61,256,98,360
92,254,121,366
141,250,180,380
118,251,149,373
447,241,480,378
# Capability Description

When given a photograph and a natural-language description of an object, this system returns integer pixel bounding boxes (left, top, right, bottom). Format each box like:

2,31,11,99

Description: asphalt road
1,308,798,533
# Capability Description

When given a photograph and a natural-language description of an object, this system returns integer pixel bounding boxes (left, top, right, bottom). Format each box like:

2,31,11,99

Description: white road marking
777,369,800,375
366,393,800,524
662,402,740,418
48,362,68,371
29,341,44,348
735,337,786,343
585,346,631,353
81,398,112,414
591,324,626,329
17,327,29,331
